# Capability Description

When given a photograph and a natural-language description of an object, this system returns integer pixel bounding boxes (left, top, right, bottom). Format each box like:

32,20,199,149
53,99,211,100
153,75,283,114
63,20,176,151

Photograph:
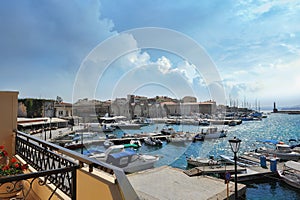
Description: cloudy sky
1,0,299,108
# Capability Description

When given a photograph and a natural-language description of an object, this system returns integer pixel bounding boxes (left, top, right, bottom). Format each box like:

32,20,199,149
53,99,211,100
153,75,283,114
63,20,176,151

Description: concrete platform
128,166,246,200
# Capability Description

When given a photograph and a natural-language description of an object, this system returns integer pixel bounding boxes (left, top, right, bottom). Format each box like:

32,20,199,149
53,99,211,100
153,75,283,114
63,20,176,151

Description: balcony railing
0,131,139,199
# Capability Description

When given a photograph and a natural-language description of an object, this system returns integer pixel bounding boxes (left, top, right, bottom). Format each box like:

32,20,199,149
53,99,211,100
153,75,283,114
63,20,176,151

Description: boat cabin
201,127,218,134
106,150,136,168
276,144,293,153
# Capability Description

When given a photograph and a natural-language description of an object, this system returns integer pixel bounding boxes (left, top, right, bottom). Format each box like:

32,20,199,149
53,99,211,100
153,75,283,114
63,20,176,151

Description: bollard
260,155,267,168
270,159,277,172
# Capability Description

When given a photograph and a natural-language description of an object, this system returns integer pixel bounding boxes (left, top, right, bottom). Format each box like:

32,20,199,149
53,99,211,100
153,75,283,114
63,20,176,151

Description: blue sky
0,0,299,108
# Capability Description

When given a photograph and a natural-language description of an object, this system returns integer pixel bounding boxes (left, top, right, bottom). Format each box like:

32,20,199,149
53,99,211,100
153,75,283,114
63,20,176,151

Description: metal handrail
15,130,139,200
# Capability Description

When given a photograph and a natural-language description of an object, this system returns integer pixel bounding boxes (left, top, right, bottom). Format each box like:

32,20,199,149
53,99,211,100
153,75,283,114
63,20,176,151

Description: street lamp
49,117,52,139
228,137,241,200
44,119,47,141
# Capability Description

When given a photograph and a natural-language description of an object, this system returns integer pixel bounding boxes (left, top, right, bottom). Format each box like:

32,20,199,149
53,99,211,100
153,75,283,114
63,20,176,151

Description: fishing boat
165,118,180,125
255,140,300,161
192,133,204,141
114,121,141,129
130,139,142,147
219,155,260,167
89,144,159,173
278,161,300,189
64,140,84,150
198,119,210,126
161,126,176,135
144,137,163,146
167,132,195,143
98,115,140,130
187,156,221,167
198,127,227,139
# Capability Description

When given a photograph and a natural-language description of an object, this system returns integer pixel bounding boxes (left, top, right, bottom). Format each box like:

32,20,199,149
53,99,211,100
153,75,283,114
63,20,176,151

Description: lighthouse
273,102,278,113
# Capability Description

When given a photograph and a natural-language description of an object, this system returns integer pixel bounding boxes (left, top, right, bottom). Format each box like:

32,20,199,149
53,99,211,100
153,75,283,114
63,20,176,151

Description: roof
55,102,72,107
161,102,177,105
17,117,68,127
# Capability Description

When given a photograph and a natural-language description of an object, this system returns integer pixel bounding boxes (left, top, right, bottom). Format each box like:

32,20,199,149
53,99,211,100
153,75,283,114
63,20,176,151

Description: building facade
110,95,216,119
54,102,72,118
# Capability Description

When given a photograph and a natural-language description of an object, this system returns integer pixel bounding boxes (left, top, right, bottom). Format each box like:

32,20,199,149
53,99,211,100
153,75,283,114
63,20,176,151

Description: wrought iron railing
10,131,79,199
1,130,140,200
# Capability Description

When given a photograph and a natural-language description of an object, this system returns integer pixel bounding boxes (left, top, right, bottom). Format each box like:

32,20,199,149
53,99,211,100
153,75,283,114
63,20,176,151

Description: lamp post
44,119,47,141
228,137,241,200
49,117,52,139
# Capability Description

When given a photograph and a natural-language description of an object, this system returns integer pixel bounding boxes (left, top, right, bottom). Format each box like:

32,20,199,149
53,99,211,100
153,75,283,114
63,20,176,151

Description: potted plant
0,145,8,165
0,145,28,198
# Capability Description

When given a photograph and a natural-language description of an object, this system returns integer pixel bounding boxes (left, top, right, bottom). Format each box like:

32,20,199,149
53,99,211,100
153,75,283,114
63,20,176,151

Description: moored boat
198,119,210,126
114,121,141,129
192,133,204,141
220,155,259,167
228,120,237,126
64,141,84,150
255,142,300,161
161,126,176,135
130,139,142,147
144,137,163,146
89,144,159,173
198,127,227,139
165,118,180,125
167,131,195,143
187,156,221,167
278,161,300,189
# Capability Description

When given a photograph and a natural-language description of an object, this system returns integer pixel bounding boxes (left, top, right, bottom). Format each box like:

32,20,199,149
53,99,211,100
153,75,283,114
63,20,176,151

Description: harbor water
83,113,300,199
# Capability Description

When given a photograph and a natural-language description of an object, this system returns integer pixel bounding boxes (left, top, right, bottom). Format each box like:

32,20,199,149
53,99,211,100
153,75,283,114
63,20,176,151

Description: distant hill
281,105,300,111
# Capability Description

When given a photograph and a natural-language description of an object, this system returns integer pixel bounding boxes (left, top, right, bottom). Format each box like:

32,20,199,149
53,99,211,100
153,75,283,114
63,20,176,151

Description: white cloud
157,56,172,74
235,0,300,21
89,47,212,100
175,61,199,84
220,57,300,105
0,1,117,102
280,43,300,55
253,2,273,15
128,52,150,65
1,1,299,106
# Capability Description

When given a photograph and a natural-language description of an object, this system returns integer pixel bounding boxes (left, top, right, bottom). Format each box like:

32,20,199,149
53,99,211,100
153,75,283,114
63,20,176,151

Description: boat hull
278,170,300,189
256,148,300,161
123,156,159,173
203,132,227,139
91,145,159,173
187,158,219,167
